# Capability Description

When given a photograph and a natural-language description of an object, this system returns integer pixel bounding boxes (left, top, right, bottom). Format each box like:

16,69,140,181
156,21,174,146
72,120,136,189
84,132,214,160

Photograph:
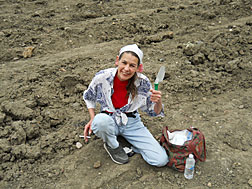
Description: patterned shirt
83,67,164,125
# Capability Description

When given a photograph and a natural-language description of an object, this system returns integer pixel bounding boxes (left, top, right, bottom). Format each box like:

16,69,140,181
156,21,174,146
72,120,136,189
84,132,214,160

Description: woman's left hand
150,89,163,114
150,89,162,104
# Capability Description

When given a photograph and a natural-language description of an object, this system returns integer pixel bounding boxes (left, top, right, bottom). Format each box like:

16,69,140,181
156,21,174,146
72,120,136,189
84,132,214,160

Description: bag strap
188,129,206,162
163,126,169,141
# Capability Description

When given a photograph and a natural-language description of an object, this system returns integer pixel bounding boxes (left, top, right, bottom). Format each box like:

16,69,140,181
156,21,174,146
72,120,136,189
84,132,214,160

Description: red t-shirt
112,75,129,109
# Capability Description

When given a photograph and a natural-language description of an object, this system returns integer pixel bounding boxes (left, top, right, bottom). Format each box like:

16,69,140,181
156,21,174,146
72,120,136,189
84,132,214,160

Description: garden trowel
154,66,165,90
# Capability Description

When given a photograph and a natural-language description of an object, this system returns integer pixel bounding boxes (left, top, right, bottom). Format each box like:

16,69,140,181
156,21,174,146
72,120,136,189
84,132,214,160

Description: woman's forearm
88,108,95,120
154,100,162,115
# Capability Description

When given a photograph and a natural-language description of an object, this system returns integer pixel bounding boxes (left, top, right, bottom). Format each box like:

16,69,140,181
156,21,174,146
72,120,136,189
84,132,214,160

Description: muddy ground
0,0,252,188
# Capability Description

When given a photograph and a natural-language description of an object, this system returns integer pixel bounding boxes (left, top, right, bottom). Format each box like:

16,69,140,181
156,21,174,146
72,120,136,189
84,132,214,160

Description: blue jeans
91,113,169,167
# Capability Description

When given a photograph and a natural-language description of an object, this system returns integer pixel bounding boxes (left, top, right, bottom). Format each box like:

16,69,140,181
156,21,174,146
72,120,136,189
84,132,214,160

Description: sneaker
104,143,129,164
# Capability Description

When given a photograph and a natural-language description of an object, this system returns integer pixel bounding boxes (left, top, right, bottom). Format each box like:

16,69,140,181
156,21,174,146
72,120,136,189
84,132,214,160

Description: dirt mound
0,0,252,188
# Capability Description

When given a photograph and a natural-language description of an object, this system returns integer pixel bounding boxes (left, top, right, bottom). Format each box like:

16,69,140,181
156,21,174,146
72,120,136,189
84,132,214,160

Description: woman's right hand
84,120,93,143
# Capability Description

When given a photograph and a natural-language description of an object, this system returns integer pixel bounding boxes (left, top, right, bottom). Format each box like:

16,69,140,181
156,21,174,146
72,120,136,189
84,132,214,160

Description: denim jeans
91,113,169,167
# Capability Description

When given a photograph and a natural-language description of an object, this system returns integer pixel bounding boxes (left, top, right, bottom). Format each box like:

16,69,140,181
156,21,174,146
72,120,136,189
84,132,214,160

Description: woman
83,44,168,166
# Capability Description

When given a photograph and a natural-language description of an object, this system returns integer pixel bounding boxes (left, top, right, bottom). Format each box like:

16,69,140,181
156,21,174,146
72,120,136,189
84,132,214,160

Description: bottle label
189,166,194,170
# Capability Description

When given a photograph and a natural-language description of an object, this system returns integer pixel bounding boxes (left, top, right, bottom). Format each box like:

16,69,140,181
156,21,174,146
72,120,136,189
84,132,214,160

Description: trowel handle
154,83,159,90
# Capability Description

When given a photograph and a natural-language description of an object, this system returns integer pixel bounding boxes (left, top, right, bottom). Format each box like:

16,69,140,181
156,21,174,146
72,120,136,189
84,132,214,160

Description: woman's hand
83,119,93,143
150,89,162,114
150,89,162,103
83,108,95,142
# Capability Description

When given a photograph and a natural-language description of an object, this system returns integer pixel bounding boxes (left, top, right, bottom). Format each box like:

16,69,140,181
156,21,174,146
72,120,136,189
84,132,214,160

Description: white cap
189,154,194,158
119,44,143,64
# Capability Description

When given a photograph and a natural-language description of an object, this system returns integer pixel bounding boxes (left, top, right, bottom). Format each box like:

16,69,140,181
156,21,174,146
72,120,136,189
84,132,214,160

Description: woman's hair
119,51,140,100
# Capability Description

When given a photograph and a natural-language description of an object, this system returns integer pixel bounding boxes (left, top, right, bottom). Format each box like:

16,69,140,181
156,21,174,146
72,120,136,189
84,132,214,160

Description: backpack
160,126,206,172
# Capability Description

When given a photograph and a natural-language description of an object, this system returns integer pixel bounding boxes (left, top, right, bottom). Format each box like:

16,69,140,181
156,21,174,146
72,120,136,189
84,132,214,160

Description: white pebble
76,142,83,149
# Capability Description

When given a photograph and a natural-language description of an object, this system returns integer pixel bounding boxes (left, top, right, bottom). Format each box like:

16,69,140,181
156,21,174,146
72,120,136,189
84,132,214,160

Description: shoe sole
103,143,128,165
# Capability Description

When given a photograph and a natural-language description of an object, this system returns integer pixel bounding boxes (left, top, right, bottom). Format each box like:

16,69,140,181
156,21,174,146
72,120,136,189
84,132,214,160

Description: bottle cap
189,154,194,158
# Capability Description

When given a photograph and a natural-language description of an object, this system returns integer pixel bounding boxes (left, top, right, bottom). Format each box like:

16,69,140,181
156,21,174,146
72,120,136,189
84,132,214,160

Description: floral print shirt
83,67,164,125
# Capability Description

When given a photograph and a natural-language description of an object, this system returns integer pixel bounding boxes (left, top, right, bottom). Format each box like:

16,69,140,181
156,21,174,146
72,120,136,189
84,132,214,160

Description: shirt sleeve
145,94,165,117
83,76,98,109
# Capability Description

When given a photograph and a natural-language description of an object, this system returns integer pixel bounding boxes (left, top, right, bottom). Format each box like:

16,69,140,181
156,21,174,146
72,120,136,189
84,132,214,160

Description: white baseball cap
119,44,143,65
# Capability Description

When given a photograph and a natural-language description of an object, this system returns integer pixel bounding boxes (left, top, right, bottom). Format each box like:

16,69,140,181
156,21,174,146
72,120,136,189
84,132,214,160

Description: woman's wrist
154,101,162,114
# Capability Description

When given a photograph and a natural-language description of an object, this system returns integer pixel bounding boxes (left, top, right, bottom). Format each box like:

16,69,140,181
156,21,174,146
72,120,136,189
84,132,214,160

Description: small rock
196,170,201,175
161,172,166,178
13,57,20,61
159,58,165,62
232,162,241,167
32,11,41,17
167,31,174,39
154,135,160,140
239,50,245,55
207,182,212,187
93,161,101,169
248,179,252,187
23,46,35,58
238,105,244,109
136,167,142,176
59,68,66,72
64,27,71,32
76,142,82,149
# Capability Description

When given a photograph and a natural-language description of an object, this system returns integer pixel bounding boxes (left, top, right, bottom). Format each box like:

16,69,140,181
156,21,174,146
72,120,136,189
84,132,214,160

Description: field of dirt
0,0,252,188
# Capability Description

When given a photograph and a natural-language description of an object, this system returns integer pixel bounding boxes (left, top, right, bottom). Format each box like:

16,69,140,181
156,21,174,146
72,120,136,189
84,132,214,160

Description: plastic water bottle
184,154,195,179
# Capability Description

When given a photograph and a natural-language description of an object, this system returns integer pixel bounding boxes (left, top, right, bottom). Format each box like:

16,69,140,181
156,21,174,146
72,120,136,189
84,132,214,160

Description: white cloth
119,44,143,64
167,130,193,145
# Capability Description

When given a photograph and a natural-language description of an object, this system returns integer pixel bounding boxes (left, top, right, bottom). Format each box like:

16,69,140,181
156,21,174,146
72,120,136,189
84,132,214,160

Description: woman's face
115,52,140,81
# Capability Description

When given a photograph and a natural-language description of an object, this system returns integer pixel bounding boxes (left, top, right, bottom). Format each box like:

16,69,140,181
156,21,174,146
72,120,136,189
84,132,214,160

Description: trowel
154,66,165,90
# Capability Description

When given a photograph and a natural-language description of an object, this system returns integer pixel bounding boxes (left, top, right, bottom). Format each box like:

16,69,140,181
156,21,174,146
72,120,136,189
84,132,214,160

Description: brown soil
0,0,252,188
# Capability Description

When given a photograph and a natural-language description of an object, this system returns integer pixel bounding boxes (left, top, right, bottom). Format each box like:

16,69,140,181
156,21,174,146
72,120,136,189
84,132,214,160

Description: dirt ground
0,0,252,188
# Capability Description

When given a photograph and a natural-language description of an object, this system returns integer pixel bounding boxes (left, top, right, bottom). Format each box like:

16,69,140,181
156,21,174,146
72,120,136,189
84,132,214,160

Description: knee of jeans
91,114,115,134
155,152,169,167
145,150,169,167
